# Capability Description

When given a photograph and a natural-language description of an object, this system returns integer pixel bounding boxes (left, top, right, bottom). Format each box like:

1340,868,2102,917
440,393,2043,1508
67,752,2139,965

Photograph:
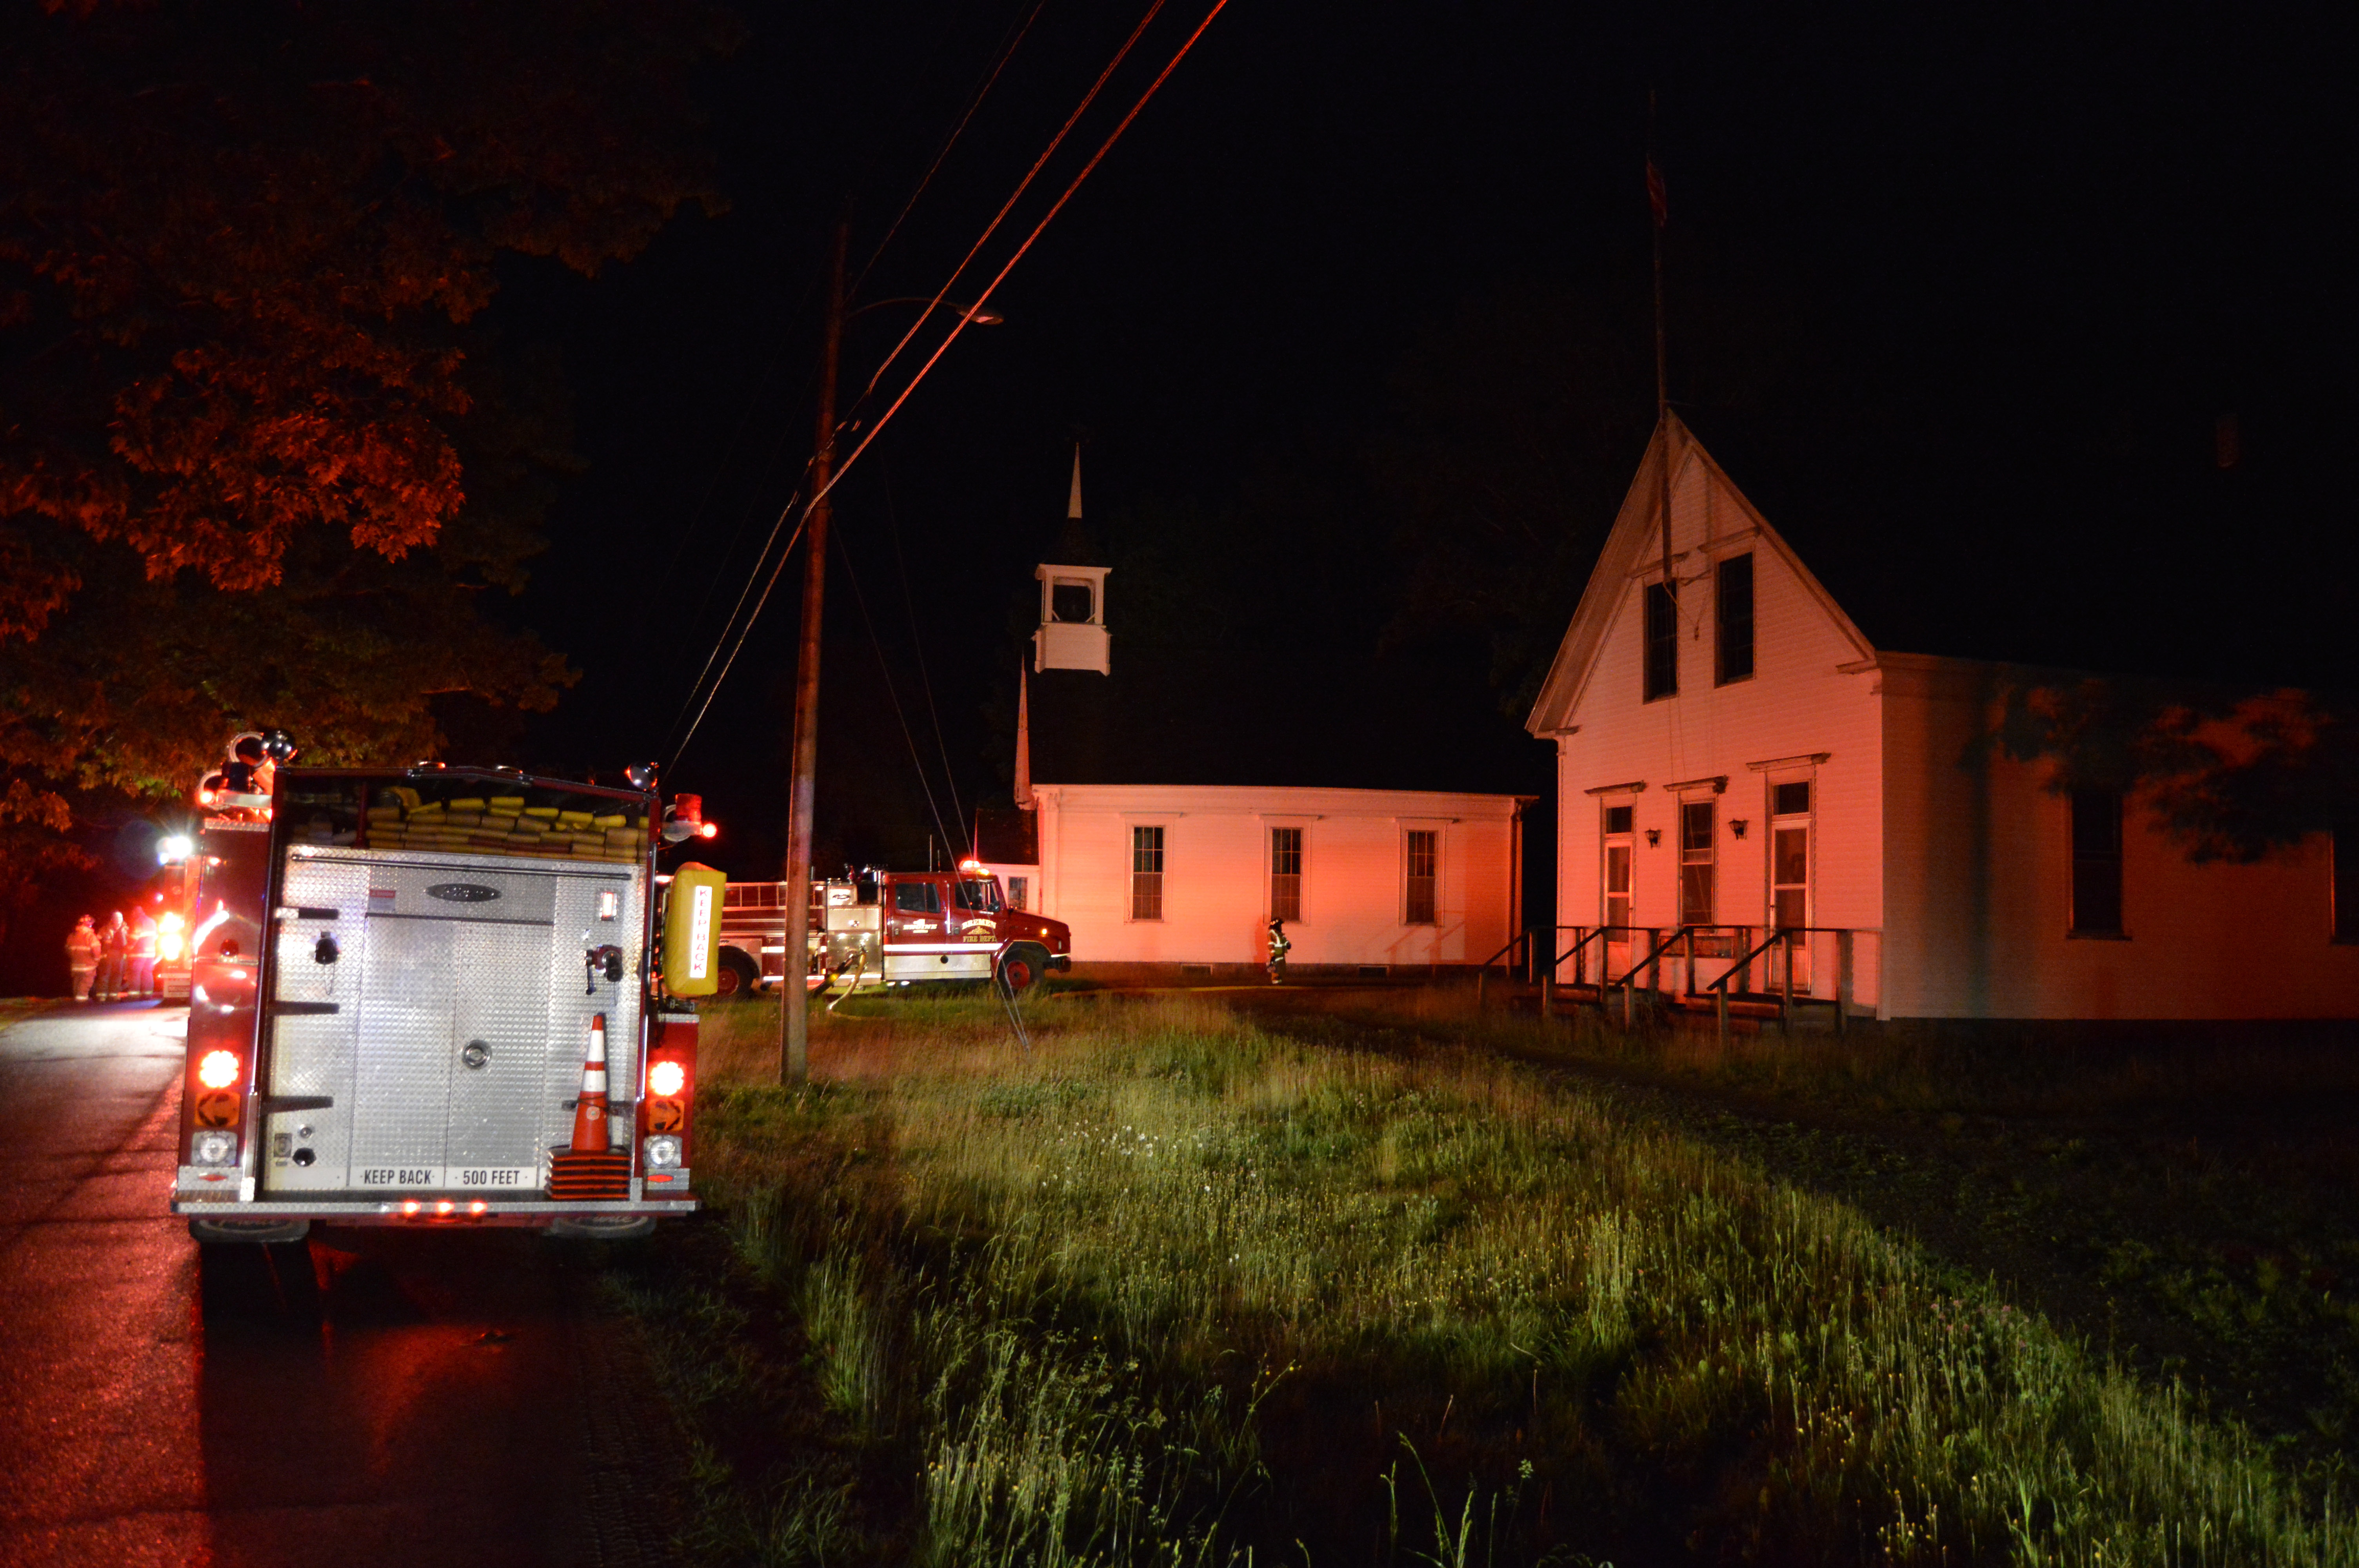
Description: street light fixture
849,296,1005,327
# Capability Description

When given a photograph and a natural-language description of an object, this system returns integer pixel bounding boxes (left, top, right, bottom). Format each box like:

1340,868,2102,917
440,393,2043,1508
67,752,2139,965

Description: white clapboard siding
1530,416,2359,1020
1020,784,1524,967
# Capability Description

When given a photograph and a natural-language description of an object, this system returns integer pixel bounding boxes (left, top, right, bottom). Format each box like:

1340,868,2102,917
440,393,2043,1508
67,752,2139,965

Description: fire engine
171,735,721,1245
715,860,1071,998
133,837,201,1001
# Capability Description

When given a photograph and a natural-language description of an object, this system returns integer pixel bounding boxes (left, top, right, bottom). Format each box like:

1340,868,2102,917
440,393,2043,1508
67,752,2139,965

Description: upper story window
2069,789,2124,936
1643,583,1677,701
1716,553,1755,684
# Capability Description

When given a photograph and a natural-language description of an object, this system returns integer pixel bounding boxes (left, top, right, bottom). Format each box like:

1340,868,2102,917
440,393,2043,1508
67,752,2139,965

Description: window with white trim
1602,803,1634,933
1679,799,1715,926
1403,829,1438,926
1770,779,1810,930
1269,827,1303,922
1130,825,1165,921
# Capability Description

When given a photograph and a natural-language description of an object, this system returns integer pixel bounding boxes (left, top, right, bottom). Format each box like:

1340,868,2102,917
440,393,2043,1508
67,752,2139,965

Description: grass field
614,989,2354,1566
1278,987,2359,1479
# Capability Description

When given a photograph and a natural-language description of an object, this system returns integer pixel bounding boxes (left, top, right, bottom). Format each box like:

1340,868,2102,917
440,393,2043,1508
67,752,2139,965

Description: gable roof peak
1523,414,1874,736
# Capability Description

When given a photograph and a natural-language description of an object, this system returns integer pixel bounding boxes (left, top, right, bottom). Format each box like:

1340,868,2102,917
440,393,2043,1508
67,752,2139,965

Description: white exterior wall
1881,656,2359,1019
1024,784,1522,967
1544,448,1885,1010
1533,420,2359,1022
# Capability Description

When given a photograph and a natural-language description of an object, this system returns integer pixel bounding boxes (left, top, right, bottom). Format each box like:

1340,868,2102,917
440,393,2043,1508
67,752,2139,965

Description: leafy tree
0,0,731,917
1993,678,2359,864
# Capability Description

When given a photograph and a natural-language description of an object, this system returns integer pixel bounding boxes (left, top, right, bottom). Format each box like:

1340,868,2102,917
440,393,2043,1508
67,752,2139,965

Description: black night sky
96,2,2359,902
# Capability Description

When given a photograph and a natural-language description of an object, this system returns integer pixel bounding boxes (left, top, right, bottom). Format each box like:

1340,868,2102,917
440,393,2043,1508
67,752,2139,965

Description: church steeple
1034,443,1110,675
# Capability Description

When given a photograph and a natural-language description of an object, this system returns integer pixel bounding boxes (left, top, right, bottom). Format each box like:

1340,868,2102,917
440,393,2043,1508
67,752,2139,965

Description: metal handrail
1555,926,1616,984
1607,926,1701,990
1699,927,1793,994
1475,930,1526,973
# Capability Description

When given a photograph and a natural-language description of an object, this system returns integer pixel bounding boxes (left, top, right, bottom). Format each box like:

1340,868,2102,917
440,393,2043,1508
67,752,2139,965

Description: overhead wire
668,0,1232,766
850,0,1050,301
835,522,960,859
881,460,968,847
666,484,808,769
813,0,1230,524
855,0,1171,407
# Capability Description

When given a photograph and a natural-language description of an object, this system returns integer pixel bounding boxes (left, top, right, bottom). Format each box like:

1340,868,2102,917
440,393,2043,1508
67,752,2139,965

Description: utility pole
780,221,847,1086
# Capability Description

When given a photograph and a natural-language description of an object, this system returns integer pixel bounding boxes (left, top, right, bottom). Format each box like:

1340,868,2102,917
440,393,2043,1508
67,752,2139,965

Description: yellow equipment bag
662,862,727,996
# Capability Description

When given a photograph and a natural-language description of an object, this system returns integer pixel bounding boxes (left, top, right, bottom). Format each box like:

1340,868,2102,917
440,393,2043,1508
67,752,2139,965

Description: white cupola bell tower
1033,445,1110,675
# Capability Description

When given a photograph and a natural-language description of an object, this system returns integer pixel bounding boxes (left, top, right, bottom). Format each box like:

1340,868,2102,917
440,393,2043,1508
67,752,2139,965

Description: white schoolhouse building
1526,415,2359,1020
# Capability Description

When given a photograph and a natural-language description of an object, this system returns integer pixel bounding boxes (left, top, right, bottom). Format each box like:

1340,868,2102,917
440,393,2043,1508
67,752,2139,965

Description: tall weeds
678,993,2349,1565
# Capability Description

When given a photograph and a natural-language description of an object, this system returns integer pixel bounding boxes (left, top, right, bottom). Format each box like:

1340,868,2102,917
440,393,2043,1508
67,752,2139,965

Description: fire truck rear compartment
260,848,644,1200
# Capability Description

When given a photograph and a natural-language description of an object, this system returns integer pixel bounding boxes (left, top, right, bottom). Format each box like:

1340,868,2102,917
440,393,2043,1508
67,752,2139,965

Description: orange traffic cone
548,1013,632,1201
571,1012,610,1151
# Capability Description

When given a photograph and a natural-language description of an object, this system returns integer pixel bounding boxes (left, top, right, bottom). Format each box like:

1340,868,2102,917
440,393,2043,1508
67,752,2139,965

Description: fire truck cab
170,759,715,1245
717,861,1072,996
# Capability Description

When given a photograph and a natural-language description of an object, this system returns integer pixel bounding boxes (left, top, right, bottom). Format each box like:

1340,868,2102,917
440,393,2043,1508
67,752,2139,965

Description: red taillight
469,1200,488,1215
698,821,717,839
196,1049,241,1090
402,1200,421,1216
648,1059,687,1098
435,1200,455,1216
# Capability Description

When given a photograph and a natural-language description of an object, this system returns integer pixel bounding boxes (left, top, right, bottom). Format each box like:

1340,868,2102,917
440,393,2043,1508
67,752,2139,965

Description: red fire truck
170,748,719,1245
142,832,202,1001
715,860,1072,998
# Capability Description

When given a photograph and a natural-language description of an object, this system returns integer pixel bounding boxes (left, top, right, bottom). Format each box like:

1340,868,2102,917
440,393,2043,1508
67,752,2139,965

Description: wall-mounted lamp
1644,828,1662,848
1730,819,1749,840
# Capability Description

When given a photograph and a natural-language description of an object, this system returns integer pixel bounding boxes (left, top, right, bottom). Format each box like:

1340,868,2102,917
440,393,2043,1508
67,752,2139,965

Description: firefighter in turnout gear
66,916,98,1002
1265,917,1291,984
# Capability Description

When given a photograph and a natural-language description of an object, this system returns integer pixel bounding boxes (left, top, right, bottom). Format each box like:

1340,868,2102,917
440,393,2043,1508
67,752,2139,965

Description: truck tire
189,1216,311,1245
997,943,1049,994
550,1215,658,1241
715,947,760,1000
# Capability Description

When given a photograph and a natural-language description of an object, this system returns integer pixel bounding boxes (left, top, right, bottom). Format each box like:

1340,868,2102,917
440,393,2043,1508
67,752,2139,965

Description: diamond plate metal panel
257,845,647,1193
351,914,458,1189
543,866,644,1154
445,920,558,1176
261,853,369,1193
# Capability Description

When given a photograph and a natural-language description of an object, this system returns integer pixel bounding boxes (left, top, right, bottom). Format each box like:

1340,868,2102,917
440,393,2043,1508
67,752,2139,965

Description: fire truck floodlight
157,834,193,864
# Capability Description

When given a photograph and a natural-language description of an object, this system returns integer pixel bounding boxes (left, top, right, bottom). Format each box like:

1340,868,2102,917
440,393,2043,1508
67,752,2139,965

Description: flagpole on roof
1648,89,1673,598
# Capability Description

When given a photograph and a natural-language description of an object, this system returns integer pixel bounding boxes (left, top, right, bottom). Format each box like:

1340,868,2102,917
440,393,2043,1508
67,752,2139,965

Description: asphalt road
0,1002,683,1568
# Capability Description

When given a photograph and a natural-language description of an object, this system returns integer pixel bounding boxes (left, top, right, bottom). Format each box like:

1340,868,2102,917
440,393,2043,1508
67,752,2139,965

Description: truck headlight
643,1135,682,1169
191,1131,239,1166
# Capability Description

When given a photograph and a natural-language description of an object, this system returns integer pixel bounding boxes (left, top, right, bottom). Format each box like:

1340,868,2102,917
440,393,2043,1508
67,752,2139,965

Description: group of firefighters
64,909,161,1003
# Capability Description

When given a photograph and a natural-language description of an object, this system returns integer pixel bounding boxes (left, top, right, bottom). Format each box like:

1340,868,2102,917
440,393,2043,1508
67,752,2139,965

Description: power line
816,0,1230,524
881,460,967,842
665,0,1231,759
836,521,960,860
666,489,808,769
850,0,1050,301
856,0,1172,407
